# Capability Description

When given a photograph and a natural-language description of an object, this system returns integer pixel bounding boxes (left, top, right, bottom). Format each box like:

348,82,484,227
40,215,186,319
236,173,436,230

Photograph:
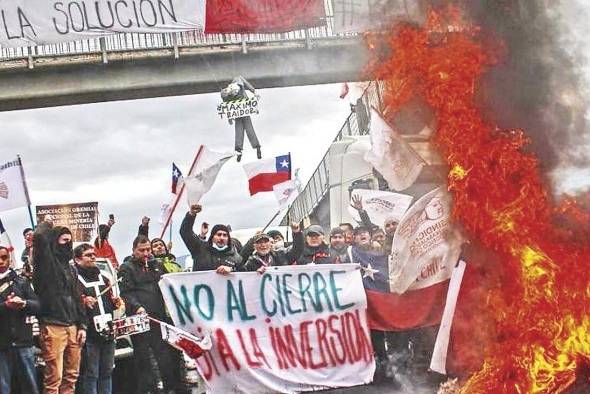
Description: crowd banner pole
160,145,204,239
261,210,280,233
17,155,35,229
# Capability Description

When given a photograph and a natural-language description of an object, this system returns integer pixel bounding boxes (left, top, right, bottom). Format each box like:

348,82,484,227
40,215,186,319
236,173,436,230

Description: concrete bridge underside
0,37,368,111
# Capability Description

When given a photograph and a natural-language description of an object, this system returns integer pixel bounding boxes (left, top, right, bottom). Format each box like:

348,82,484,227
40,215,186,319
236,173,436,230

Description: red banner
205,0,325,33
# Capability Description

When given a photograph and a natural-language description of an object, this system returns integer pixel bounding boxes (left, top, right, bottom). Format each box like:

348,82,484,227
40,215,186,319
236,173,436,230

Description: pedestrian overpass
0,18,367,111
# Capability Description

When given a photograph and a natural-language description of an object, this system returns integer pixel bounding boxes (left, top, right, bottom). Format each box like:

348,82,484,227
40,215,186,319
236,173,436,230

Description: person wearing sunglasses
0,245,41,394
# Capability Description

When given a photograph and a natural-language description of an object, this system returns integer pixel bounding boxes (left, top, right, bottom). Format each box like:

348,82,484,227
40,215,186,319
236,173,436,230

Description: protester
267,229,290,250
118,235,184,394
21,227,34,277
241,223,303,272
137,216,150,238
353,226,373,250
151,237,182,273
180,204,242,274
32,222,87,394
329,227,351,264
94,217,119,269
383,218,398,253
296,225,333,265
0,245,40,394
351,194,398,253
74,244,123,394
371,228,387,252
339,222,355,245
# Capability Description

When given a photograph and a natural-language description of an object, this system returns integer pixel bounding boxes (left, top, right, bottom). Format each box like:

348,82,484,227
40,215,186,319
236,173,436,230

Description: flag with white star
350,245,453,332
243,153,292,195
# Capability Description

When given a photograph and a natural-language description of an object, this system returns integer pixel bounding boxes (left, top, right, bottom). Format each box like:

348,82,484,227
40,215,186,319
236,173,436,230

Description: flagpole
160,145,205,239
169,218,173,243
262,210,281,233
17,155,35,229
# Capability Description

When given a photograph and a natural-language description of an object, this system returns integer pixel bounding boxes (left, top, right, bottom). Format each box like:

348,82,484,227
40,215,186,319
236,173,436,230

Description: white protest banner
0,157,30,213
347,189,413,227
333,0,424,33
36,201,98,242
0,0,205,47
430,260,466,375
160,264,375,393
389,187,463,293
217,96,260,120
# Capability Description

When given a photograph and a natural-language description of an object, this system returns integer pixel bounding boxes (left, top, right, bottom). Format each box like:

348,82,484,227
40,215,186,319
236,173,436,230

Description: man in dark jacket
180,204,242,273
241,223,303,272
32,222,87,394
119,235,183,394
296,225,334,265
74,243,124,394
0,246,40,394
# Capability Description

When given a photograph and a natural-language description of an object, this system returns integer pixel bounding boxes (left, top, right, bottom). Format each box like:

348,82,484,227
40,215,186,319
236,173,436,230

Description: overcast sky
0,83,352,260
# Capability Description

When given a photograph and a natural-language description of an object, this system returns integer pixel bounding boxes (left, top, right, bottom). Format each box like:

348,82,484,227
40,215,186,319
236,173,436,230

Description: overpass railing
280,80,385,225
0,0,354,64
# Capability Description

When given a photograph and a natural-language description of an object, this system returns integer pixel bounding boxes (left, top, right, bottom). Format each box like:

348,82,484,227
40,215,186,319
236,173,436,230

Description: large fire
366,5,590,393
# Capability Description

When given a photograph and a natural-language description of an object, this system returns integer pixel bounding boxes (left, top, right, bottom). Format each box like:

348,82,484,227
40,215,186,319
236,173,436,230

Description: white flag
273,179,301,210
389,186,464,294
185,147,234,206
347,189,413,227
0,158,30,213
365,109,425,191
158,201,173,225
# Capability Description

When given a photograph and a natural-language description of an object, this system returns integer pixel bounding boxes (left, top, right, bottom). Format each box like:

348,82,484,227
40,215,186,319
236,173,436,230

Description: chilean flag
351,246,451,331
243,154,291,196
171,163,183,195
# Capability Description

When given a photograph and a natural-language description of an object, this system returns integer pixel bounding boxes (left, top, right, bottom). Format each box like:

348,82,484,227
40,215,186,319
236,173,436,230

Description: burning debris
366,2,590,393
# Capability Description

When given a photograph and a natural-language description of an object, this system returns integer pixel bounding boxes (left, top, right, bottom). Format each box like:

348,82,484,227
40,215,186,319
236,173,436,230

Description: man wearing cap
241,223,303,273
180,204,242,274
296,225,333,265
267,229,290,251
329,228,351,264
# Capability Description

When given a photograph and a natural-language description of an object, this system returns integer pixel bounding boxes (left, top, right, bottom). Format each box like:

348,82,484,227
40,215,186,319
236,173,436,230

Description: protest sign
347,189,413,227
36,201,98,242
160,264,375,393
217,96,260,120
389,187,463,293
0,0,205,47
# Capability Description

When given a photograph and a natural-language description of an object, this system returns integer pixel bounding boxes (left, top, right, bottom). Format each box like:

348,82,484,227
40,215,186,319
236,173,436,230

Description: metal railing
0,0,355,63
281,80,385,225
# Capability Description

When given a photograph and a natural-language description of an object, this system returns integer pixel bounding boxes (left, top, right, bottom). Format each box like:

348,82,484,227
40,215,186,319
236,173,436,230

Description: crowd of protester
0,196,414,394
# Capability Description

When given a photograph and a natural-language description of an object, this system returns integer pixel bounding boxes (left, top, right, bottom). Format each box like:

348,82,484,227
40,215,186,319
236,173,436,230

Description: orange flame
366,5,590,393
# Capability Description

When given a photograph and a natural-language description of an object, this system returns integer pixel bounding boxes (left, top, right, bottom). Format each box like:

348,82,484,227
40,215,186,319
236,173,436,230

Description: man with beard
74,243,124,394
32,222,87,394
0,245,40,394
241,223,303,272
119,235,184,394
329,227,351,264
180,204,242,273
296,225,333,265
